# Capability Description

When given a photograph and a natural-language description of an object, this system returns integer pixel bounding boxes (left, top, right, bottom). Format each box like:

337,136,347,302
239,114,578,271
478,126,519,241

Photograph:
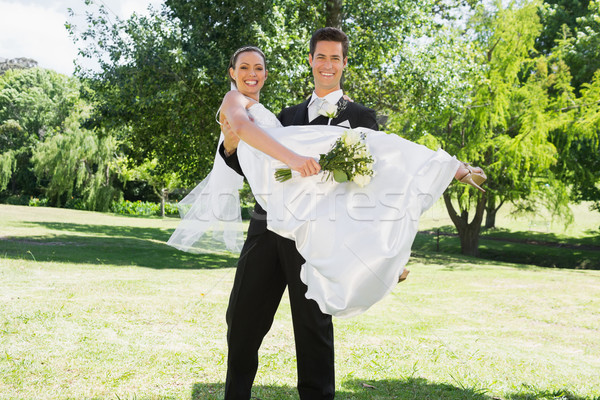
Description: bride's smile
229,51,267,101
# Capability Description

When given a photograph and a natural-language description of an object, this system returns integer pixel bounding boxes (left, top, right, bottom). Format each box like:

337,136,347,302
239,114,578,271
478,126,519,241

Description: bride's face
230,51,267,99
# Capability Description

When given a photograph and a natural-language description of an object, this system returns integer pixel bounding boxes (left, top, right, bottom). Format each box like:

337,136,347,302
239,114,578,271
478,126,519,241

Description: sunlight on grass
420,198,600,238
1,204,600,399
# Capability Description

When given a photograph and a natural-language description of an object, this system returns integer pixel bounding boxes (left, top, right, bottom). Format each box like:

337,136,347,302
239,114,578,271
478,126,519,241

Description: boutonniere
336,98,349,115
317,101,339,119
317,98,349,125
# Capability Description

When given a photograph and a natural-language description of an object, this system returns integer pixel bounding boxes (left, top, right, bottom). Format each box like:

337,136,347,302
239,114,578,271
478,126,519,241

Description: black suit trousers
224,220,335,400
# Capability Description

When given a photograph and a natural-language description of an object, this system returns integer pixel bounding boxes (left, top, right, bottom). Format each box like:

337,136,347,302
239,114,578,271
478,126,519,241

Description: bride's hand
287,154,321,177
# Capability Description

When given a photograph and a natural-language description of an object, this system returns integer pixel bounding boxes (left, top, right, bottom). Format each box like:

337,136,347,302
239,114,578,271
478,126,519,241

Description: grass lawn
1,203,599,400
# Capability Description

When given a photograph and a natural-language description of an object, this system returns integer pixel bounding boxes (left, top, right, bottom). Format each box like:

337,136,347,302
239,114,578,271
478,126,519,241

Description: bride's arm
220,91,320,176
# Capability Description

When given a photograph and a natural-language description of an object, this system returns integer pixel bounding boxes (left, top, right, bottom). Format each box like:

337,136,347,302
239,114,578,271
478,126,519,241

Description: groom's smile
309,40,347,96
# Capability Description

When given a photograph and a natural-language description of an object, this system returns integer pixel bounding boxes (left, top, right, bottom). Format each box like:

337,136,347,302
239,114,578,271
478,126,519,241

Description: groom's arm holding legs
219,120,245,177
218,143,244,177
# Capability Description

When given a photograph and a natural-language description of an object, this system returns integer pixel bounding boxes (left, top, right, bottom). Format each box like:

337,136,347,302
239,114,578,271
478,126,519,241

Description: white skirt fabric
237,125,460,318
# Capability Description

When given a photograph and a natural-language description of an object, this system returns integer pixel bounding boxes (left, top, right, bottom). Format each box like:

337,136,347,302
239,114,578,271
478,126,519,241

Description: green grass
415,200,600,269
1,204,599,400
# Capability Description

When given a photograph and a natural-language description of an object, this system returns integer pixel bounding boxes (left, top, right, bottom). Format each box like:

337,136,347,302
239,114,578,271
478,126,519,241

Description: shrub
110,200,179,217
4,195,29,205
28,197,49,207
64,197,86,210
164,202,179,216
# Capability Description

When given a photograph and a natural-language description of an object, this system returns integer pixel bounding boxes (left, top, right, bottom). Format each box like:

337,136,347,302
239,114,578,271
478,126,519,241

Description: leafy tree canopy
0,68,82,194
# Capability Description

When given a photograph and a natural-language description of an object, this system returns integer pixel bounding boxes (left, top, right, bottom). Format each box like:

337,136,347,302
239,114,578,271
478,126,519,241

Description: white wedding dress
169,102,460,318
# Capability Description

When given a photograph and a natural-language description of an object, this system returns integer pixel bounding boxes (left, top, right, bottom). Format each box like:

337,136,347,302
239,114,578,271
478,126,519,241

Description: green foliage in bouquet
275,129,375,187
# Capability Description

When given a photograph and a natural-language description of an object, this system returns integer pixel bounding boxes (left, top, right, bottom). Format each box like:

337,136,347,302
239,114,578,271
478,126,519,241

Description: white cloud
0,1,78,75
0,0,163,76
120,0,156,18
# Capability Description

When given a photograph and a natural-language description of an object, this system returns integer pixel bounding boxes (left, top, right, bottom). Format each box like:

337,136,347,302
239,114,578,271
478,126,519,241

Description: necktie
308,98,325,122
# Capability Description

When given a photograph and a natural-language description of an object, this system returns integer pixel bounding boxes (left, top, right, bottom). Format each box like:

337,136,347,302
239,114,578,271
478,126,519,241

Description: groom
219,27,378,400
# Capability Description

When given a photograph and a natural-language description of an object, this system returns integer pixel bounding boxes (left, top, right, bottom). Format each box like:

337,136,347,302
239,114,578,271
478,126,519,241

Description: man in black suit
219,27,378,400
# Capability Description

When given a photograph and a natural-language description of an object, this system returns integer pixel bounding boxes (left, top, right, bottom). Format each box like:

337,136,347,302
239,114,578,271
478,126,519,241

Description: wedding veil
166,133,245,254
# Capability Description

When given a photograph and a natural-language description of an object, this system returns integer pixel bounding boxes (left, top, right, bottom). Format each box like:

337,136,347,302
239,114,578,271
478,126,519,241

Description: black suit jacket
219,97,379,235
278,98,379,130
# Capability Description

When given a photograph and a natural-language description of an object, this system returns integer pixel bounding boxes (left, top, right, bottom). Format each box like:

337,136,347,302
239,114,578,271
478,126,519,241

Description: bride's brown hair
228,46,267,87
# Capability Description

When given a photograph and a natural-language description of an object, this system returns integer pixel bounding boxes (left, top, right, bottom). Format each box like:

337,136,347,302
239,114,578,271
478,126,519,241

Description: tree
0,68,81,197
31,102,121,211
117,157,181,217
381,0,582,255
0,120,21,191
536,0,598,90
326,0,343,28
536,0,590,54
538,0,600,211
69,0,291,187
74,0,578,256
68,0,446,187
550,66,600,212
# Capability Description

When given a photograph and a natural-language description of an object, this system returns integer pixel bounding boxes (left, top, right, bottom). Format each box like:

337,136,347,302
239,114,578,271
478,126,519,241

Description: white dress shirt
307,89,343,122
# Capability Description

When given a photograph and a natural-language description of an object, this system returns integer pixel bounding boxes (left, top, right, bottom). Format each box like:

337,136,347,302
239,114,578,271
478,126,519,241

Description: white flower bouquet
274,129,375,187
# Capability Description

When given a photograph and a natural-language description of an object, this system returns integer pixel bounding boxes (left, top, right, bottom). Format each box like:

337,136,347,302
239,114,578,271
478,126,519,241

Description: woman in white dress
168,46,486,318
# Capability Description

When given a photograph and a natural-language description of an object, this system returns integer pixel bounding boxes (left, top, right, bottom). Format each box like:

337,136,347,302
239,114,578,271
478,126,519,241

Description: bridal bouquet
274,129,375,187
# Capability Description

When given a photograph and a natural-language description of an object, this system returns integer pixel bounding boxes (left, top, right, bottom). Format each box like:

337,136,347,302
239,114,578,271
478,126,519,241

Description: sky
0,0,163,76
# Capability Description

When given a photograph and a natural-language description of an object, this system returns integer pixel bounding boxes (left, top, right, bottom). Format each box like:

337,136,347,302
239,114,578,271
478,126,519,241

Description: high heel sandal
458,162,487,193
398,268,410,283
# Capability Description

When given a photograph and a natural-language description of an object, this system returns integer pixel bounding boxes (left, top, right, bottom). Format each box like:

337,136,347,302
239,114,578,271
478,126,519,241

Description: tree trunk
485,194,497,229
443,192,487,257
160,188,167,218
458,221,481,256
484,195,504,229
152,186,168,218
485,209,495,229
326,0,343,28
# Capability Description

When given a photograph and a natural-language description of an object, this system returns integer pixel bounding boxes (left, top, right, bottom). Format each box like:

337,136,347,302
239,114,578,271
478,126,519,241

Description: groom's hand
222,119,241,156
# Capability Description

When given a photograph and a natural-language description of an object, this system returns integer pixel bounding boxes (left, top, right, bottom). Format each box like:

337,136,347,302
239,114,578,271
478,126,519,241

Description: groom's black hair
309,27,349,59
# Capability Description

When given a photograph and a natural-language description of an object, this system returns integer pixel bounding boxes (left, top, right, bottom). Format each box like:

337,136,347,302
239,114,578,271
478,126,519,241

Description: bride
167,46,486,318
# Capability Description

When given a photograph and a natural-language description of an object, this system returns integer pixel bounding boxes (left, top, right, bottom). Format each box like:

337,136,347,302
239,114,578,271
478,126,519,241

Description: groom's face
309,41,347,95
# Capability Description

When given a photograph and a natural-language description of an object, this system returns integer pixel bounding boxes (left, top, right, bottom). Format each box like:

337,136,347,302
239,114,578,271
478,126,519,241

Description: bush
110,200,179,217
28,197,49,207
241,204,254,220
4,195,29,205
164,202,179,216
64,197,86,210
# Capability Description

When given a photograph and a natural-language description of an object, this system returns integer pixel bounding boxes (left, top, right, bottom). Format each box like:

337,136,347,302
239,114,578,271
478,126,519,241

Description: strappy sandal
398,268,410,283
458,162,487,193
